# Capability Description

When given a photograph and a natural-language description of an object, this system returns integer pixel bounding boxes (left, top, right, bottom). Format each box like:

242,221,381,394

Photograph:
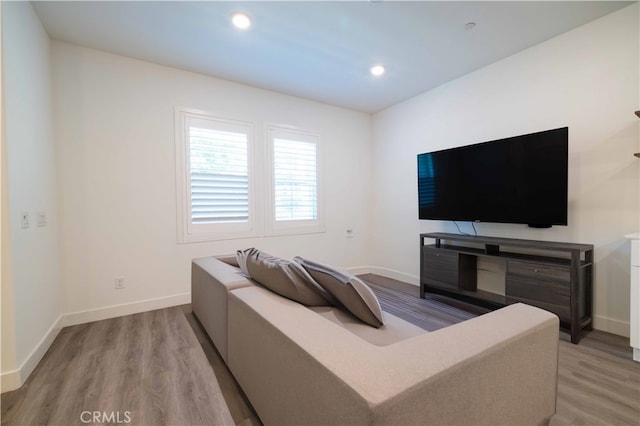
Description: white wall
1,1,62,389
371,4,639,336
52,42,372,317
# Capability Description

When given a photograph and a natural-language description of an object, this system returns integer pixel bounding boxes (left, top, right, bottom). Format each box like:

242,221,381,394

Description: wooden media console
420,232,594,343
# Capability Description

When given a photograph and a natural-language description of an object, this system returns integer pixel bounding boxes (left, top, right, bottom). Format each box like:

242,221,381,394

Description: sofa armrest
369,303,559,425
191,257,253,363
228,286,558,426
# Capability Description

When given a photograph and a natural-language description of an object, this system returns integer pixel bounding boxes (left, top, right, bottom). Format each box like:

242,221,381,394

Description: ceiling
32,1,633,113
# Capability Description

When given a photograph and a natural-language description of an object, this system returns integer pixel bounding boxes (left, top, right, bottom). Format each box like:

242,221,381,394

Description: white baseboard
63,292,191,327
346,266,374,276
1,292,191,393
1,369,20,393
593,314,630,337
347,266,420,286
1,315,64,393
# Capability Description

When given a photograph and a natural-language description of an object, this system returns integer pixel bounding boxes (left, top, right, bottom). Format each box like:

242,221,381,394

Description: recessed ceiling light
370,64,385,77
464,22,476,30
232,12,251,30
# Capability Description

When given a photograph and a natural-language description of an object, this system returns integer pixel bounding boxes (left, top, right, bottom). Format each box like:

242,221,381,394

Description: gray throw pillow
236,248,333,306
236,248,251,276
294,257,385,328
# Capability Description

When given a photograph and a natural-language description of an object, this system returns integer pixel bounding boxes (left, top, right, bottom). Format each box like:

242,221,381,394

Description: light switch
21,212,30,229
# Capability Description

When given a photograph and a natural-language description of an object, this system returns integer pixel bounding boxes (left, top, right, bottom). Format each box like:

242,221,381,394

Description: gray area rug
362,277,480,331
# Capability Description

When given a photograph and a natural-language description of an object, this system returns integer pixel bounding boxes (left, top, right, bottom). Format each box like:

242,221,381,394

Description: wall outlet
346,229,355,239
37,212,47,227
21,212,30,229
115,277,125,289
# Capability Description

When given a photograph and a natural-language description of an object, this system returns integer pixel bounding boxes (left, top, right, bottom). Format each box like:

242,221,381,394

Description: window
176,109,323,242
273,138,317,221
176,109,254,242
190,127,248,224
266,126,323,234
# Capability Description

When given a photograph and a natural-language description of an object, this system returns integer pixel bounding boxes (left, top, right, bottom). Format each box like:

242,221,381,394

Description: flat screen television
417,127,568,228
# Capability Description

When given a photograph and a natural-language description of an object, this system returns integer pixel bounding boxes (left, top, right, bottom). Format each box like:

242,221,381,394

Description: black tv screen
417,127,568,228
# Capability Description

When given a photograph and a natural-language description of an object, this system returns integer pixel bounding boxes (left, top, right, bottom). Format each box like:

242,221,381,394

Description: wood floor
2,274,639,425
552,332,640,425
1,307,234,426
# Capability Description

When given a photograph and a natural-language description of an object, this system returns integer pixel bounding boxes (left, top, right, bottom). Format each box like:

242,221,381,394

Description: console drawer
506,260,571,322
507,260,570,283
507,293,571,323
421,248,458,288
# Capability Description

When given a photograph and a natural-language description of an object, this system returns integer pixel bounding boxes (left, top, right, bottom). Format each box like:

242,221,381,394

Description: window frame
175,109,325,243
175,107,257,243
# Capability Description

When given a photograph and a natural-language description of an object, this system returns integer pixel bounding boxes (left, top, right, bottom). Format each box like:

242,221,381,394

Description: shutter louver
273,138,317,221
189,127,249,224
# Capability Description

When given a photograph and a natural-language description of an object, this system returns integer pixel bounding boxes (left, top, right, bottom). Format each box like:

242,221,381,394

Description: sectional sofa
191,254,559,425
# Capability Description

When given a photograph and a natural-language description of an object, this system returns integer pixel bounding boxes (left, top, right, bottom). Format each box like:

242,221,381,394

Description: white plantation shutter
189,127,249,224
176,110,254,242
273,138,317,221
176,109,324,242
267,126,323,234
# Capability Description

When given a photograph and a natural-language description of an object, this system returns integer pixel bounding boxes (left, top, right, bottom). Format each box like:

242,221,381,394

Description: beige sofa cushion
237,248,334,306
308,306,426,346
295,257,385,328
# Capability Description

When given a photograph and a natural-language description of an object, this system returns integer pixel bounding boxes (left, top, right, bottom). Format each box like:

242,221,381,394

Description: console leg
570,324,581,344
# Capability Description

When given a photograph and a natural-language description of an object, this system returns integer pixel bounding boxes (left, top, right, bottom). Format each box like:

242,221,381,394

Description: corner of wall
1,0,63,392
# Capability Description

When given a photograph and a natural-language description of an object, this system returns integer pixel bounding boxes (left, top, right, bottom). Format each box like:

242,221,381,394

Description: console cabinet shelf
420,233,594,343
